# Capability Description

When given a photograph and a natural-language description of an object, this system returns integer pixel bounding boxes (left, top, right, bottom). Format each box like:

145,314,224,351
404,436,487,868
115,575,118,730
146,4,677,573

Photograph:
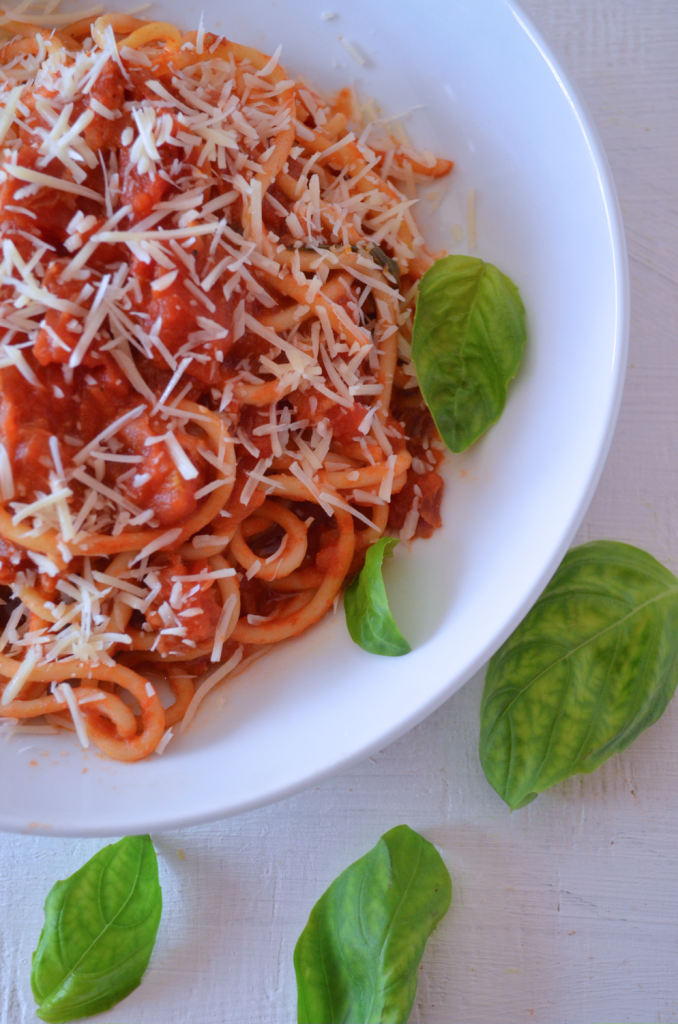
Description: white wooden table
1,2,676,1021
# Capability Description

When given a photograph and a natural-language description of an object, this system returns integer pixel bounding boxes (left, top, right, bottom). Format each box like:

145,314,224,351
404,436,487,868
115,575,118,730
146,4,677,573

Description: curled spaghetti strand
0,9,450,758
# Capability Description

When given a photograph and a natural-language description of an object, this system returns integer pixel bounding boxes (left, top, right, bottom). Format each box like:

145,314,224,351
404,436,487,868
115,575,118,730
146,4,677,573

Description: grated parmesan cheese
0,12,449,756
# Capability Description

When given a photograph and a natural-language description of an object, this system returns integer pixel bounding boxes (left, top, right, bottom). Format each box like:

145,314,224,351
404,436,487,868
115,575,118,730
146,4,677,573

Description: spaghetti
0,9,451,759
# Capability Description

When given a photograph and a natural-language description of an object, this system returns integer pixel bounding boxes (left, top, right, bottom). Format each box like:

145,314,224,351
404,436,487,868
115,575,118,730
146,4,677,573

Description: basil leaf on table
480,540,678,810
294,824,451,1024
344,536,411,656
31,835,162,1023
411,254,526,452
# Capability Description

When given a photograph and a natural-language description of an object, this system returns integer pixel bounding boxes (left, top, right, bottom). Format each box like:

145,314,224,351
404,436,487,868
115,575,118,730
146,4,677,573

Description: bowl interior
0,0,627,835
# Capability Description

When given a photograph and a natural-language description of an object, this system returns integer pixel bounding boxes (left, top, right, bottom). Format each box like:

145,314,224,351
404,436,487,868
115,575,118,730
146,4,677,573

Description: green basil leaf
31,835,162,1023
344,537,411,656
411,254,526,452
480,540,678,810
294,824,451,1024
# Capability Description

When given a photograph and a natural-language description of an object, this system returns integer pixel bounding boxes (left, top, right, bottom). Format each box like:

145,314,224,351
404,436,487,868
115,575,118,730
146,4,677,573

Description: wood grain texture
1,2,677,1022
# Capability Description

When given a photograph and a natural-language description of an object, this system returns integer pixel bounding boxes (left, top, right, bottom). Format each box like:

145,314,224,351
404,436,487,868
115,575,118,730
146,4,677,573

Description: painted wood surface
1,1,677,1021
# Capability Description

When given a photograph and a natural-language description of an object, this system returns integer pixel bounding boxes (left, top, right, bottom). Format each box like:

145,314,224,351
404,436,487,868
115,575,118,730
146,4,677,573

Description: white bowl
0,0,627,835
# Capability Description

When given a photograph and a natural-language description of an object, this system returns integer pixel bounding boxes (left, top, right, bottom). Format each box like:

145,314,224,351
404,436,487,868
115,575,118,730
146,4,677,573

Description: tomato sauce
0,46,444,593
144,554,222,654
0,68,253,534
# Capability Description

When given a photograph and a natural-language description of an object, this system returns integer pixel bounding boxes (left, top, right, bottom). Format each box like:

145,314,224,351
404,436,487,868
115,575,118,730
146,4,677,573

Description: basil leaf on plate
344,536,411,656
31,835,162,1023
411,254,526,452
294,824,451,1024
480,540,678,810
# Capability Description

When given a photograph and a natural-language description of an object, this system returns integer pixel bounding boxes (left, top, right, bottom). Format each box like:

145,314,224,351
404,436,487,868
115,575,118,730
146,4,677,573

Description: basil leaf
480,541,678,810
370,245,400,285
31,835,162,1023
294,824,451,1024
344,537,411,656
411,254,526,452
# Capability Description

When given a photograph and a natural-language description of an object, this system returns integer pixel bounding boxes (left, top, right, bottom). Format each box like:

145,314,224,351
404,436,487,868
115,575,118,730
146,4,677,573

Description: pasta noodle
0,6,451,758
